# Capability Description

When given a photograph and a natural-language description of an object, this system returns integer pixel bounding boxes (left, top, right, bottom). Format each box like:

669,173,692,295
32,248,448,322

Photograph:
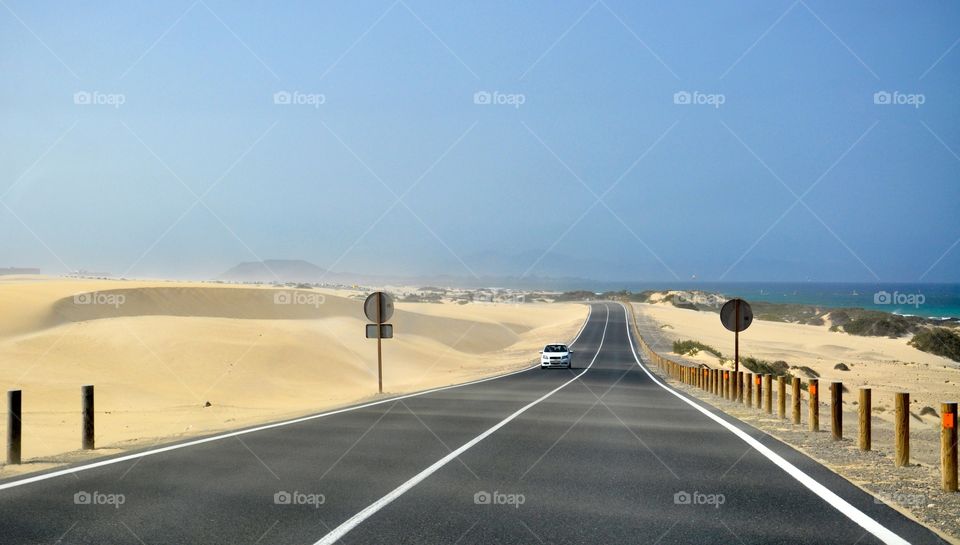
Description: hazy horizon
3,1,959,283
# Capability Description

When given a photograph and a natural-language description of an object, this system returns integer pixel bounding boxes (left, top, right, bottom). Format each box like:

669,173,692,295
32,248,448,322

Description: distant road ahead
0,303,946,544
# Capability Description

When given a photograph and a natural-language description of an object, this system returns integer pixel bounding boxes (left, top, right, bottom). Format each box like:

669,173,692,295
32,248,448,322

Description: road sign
364,292,394,394
720,299,753,332
364,292,394,323
720,298,752,373
366,324,393,339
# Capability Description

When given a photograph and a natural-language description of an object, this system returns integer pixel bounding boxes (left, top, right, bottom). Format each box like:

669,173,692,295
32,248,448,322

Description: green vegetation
832,310,917,337
740,357,790,377
748,301,828,326
908,327,960,362
672,340,722,358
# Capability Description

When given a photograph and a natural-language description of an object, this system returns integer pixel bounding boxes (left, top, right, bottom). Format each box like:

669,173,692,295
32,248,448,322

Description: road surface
0,303,947,544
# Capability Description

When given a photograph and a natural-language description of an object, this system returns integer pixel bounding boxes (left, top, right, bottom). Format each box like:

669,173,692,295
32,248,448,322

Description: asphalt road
0,303,948,544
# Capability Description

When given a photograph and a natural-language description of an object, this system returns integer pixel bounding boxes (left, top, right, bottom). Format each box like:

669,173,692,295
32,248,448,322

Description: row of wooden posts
6,385,95,464
627,310,958,494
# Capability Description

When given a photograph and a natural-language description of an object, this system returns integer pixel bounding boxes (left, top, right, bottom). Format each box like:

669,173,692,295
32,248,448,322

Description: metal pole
734,299,740,374
376,293,383,394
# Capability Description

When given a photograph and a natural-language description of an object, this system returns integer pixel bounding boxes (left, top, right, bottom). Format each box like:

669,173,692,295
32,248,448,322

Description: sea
589,282,960,320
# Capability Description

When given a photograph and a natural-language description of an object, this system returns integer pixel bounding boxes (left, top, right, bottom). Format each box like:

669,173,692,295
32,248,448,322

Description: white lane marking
313,304,612,545
0,305,596,492
620,303,910,545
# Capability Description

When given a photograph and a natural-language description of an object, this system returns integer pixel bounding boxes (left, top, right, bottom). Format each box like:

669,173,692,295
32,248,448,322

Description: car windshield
544,345,568,353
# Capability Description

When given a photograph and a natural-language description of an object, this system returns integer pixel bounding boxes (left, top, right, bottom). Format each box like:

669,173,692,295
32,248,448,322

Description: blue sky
1,0,958,283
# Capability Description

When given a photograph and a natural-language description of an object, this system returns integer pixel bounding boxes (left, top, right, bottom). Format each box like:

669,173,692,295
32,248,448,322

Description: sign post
720,298,753,373
364,292,394,393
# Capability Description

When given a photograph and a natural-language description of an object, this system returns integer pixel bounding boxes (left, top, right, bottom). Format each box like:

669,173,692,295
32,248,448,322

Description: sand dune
0,277,586,474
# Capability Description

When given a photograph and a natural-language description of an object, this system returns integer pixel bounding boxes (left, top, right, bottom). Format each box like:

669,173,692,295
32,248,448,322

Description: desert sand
0,276,587,475
634,301,960,429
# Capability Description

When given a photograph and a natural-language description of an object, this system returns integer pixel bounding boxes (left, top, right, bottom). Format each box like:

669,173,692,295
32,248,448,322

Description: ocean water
602,282,960,320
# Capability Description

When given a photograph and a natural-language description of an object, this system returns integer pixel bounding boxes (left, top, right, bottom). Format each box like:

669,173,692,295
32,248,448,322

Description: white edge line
619,303,910,545
313,304,611,545
0,304,594,491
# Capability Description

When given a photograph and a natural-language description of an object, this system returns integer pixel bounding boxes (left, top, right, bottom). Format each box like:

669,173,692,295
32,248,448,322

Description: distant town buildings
0,267,40,276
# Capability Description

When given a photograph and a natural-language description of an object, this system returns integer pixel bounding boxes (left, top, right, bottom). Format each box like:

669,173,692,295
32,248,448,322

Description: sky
1,0,959,284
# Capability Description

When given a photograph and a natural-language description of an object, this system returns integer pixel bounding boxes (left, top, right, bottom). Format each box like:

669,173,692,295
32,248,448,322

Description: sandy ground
0,276,587,477
634,302,960,430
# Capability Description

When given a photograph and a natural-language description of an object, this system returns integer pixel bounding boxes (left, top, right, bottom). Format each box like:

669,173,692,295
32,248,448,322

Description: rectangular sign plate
366,323,393,339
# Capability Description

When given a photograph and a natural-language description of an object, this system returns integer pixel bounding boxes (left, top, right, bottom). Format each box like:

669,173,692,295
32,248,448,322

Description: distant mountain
218,260,332,283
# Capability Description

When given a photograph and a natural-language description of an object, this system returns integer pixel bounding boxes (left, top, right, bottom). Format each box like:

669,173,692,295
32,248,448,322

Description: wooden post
942,402,957,492
895,392,909,467
764,375,773,414
745,373,753,406
831,382,842,440
7,390,21,464
752,374,759,408
737,371,744,403
777,376,785,419
859,388,871,451
809,379,819,432
82,385,94,450
792,377,801,425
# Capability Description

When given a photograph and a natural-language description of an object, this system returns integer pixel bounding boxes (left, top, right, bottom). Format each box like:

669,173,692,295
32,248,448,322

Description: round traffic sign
364,292,394,323
720,298,753,332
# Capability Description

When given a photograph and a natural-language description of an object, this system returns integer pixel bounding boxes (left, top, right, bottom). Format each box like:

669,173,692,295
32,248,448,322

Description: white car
540,343,572,369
